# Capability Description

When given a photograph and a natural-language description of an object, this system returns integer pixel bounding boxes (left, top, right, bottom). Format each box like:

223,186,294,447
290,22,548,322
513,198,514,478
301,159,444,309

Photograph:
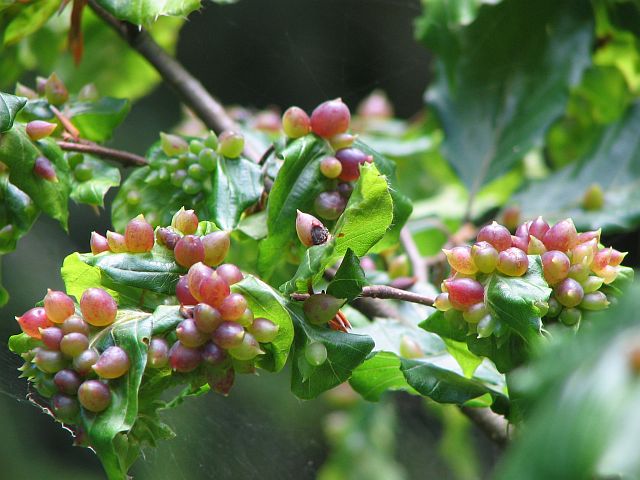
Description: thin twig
460,406,511,448
57,141,148,166
400,227,427,283
290,285,434,307
50,105,80,139
87,0,261,163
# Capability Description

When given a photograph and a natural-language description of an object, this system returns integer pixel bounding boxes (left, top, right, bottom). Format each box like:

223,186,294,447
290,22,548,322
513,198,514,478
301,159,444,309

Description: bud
147,337,170,369
399,336,424,359
443,246,478,275
52,394,80,421
476,315,497,338
577,229,601,244
92,346,130,379
216,263,244,285
434,292,452,311
61,315,90,335
174,235,205,268
54,369,82,395
72,349,99,375
319,156,343,179
581,275,604,293
527,235,547,255
17,307,53,339
542,219,578,252
156,227,181,250
443,278,485,310
202,342,227,366
541,250,570,285
477,221,512,252
176,275,198,305
40,327,64,350
305,341,328,366
34,348,66,373
15,82,37,99
554,278,584,308
580,291,610,311
609,249,627,267
78,380,111,412
559,307,581,326
529,216,550,240
515,222,530,241
44,73,68,105
124,214,154,253
204,131,219,150
592,248,613,271
310,98,351,138
160,133,188,156
388,254,410,279
201,231,230,266
26,120,57,141
497,247,529,277
546,296,562,318
80,288,117,327
328,133,357,151
582,183,604,211
571,239,597,265
314,191,347,221
282,106,311,138
176,319,209,348
501,207,521,232
212,322,245,349
228,332,264,361
296,210,329,247
168,341,202,372
568,262,590,282
511,235,528,252
595,264,619,284
33,156,58,182
471,241,499,273
217,131,244,159
106,231,127,253
44,289,75,324
193,303,223,333
335,148,372,182
357,90,394,119
303,294,346,325
171,208,199,235
248,317,279,343
463,302,488,323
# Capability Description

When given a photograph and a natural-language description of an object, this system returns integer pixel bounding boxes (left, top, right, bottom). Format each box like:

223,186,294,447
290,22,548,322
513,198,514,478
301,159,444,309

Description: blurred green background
0,1,503,478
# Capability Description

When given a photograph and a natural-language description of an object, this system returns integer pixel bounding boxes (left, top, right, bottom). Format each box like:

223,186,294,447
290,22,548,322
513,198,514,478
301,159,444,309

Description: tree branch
460,406,511,448
290,285,434,307
57,141,148,167
400,227,427,283
87,0,262,163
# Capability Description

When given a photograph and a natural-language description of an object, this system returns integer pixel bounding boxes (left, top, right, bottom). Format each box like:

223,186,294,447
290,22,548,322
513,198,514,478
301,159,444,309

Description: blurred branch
291,285,434,307
460,406,511,448
57,140,148,166
400,227,427,283
87,0,262,162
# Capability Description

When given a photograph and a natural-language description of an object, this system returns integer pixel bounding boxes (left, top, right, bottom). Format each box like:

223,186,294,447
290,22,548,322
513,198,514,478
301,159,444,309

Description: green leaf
443,339,484,379
326,248,367,302
331,162,394,260
495,281,640,479
94,0,201,25
8,332,40,355
68,97,130,142
231,275,293,372
421,310,468,342
258,135,332,278
0,91,26,132
355,140,412,251
79,308,154,480
400,359,509,413
69,155,120,207
0,127,70,227
350,352,417,401
420,0,594,195
207,157,262,231
486,256,551,344
0,173,39,253
2,0,59,45
513,101,640,233
467,333,528,373
279,240,335,294
289,302,374,399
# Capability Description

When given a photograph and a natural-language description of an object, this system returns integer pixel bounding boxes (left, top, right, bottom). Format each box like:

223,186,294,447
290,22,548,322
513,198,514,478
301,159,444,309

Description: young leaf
326,248,367,302
93,0,201,25
69,155,120,207
231,275,294,372
0,127,70,227
68,97,131,142
258,135,332,278
0,92,27,132
289,302,374,399
279,241,335,295
419,0,593,196
513,101,640,233
207,157,262,231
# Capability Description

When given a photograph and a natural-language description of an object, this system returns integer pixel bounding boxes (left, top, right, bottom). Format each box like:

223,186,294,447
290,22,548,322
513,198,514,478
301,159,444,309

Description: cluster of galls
17,75,95,186
16,287,127,422
282,99,373,221
136,129,245,203
434,217,627,336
